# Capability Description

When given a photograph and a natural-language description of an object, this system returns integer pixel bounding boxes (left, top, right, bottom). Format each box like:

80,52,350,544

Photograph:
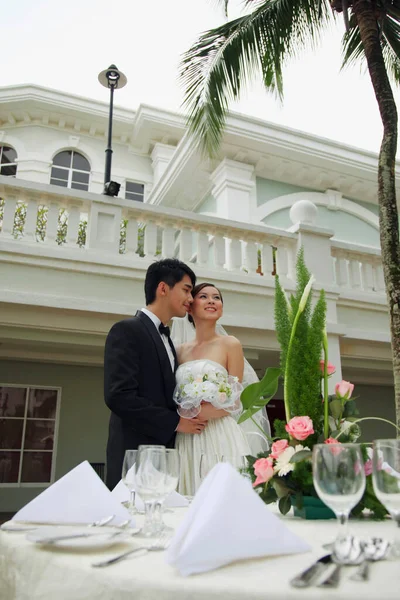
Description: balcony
0,175,391,385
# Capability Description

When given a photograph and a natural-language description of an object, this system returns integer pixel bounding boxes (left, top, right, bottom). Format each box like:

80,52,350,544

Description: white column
210,159,254,222
86,200,122,253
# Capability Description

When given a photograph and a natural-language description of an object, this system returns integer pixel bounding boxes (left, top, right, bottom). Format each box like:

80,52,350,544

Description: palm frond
180,0,332,155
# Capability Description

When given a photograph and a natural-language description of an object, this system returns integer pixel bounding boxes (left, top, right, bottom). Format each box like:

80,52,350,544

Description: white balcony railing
0,176,386,298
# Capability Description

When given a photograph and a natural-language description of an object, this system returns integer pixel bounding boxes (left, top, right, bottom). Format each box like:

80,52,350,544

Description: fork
91,533,171,567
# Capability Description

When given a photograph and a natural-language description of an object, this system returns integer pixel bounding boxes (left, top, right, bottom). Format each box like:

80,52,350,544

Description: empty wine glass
121,450,137,515
313,443,365,553
199,453,220,482
153,449,180,533
134,446,168,537
372,439,400,558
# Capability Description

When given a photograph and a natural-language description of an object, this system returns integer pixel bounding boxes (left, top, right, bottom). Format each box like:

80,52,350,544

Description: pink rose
253,458,274,487
270,439,289,459
364,459,373,476
324,437,342,455
285,416,314,441
335,380,354,400
320,360,336,375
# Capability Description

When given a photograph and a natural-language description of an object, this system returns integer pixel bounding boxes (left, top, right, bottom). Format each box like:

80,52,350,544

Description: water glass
199,453,220,482
313,443,365,547
153,449,180,532
134,446,168,537
372,439,400,558
121,450,137,515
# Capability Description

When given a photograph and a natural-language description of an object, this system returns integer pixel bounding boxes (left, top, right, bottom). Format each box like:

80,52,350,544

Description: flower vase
291,496,335,520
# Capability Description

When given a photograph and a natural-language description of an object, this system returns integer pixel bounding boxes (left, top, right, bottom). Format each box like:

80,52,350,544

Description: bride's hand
199,402,228,420
176,416,207,434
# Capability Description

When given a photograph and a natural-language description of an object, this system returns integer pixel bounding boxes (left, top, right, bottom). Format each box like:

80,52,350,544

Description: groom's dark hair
145,258,196,304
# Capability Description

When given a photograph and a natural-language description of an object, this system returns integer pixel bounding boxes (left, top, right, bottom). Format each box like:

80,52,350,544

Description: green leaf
278,494,292,515
289,450,312,463
238,367,280,424
329,398,343,420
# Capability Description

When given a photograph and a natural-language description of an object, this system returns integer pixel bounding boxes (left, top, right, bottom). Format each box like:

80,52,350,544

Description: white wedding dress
175,359,267,496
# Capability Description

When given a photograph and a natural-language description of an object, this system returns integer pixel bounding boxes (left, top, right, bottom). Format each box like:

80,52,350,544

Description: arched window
50,150,90,191
0,145,17,176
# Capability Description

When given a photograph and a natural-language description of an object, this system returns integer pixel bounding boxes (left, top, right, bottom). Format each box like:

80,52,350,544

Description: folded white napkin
13,460,133,526
166,462,310,576
111,478,189,508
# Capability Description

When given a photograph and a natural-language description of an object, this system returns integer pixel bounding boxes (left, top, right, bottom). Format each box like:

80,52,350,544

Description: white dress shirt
141,307,175,371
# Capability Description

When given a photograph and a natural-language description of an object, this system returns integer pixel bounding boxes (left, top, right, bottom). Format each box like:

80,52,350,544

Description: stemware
153,449,180,533
134,446,168,537
372,439,400,558
312,443,366,553
220,455,251,481
121,450,138,515
199,453,220,482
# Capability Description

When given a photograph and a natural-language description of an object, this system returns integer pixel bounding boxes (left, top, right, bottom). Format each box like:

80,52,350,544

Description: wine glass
313,443,366,553
199,453,220,482
121,450,138,515
372,439,400,558
134,446,168,537
153,449,180,533
220,455,250,481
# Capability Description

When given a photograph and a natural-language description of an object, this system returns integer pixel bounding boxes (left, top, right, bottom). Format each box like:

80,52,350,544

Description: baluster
45,202,60,244
361,261,374,292
374,263,385,292
275,245,289,278
143,221,157,258
197,230,209,267
179,228,192,262
349,258,362,289
261,243,274,277
125,216,138,254
213,233,226,270
161,225,175,258
244,240,257,274
335,255,349,288
0,195,18,238
24,198,38,242
66,205,81,246
226,237,242,271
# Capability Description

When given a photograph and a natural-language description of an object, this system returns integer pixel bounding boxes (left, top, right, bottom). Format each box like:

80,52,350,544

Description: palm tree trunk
353,0,400,433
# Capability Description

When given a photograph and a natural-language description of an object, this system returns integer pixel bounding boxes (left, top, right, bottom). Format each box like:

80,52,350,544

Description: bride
172,282,270,496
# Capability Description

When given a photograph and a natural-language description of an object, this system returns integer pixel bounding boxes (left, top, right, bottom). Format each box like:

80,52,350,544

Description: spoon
318,536,364,588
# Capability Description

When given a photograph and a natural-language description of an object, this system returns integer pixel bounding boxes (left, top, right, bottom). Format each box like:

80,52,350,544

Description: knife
290,554,333,588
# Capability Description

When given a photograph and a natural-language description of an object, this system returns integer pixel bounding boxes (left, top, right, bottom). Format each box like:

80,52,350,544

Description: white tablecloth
1,507,399,600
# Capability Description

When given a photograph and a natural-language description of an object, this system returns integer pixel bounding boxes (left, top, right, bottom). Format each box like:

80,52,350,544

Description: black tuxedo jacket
104,310,180,489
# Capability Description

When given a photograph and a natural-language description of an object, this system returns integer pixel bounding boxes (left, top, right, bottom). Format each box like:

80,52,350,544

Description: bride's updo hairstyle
188,282,224,326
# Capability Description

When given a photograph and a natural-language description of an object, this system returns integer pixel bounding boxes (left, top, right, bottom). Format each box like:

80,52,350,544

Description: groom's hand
176,416,207,434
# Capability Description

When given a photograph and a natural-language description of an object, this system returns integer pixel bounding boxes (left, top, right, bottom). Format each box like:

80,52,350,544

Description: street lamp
98,64,127,197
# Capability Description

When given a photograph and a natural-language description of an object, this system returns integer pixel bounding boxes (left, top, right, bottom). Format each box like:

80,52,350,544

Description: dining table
1,505,399,600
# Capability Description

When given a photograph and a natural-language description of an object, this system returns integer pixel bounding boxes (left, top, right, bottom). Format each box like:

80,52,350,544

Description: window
50,150,90,191
125,181,144,202
0,145,17,176
0,385,60,485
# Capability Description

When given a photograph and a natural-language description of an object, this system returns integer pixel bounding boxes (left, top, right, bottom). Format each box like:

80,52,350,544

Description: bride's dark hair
188,282,223,325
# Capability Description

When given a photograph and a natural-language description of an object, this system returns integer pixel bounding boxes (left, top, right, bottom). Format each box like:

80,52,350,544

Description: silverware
0,515,116,533
91,534,171,567
290,554,332,588
350,537,390,582
318,535,364,588
36,530,126,544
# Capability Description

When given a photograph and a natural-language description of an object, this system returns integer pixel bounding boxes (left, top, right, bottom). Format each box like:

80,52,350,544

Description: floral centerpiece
239,249,398,519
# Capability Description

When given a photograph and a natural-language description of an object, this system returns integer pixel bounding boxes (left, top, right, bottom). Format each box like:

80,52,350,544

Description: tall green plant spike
274,274,291,373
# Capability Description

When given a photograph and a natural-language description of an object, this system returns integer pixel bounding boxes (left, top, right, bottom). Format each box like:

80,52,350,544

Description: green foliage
273,419,289,440
277,248,326,434
238,367,281,424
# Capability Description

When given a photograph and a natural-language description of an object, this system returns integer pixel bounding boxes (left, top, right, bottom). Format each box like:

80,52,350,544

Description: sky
3,0,400,154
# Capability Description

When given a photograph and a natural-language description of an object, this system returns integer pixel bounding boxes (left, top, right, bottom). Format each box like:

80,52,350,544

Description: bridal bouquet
173,360,243,419
239,249,396,519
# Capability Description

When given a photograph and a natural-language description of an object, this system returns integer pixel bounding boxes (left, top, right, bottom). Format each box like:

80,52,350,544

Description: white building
0,84,395,511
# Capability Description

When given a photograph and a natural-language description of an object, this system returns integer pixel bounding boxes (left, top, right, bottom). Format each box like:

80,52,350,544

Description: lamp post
98,64,127,196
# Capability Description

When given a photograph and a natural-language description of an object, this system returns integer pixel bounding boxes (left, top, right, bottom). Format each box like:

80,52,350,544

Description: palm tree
180,0,400,431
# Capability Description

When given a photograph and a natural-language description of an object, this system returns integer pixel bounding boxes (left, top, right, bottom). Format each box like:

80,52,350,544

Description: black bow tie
159,323,171,337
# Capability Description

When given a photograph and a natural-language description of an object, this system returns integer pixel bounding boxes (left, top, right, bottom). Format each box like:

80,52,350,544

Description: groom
104,258,207,490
